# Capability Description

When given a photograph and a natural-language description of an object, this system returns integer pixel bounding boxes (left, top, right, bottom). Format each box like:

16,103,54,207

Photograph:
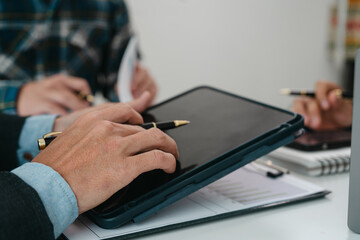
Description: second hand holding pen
280,88,353,99
38,120,190,151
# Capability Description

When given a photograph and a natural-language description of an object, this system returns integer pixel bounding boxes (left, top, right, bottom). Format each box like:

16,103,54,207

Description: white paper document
117,36,138,103
64,162,326,240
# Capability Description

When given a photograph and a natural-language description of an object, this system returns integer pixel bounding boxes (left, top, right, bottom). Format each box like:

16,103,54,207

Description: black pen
141,120,190,129
280,88,353,99
38,120,190,151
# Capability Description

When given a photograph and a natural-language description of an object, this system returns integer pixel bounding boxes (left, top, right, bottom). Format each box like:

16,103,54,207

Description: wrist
16,82,32,115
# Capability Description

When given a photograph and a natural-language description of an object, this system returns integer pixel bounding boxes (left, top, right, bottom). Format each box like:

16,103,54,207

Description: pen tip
280,88,291,95
86,95,95,103
174,120,190,127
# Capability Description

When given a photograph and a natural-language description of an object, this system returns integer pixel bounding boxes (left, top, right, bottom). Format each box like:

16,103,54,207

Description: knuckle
152,150,166,162
93,121,104,131
132,125,145,132
95,120,113,133
149,128,166,141
82,111,101,122
123,104,138,117
121,103,133,112
118,123,130,133
103,120,115,130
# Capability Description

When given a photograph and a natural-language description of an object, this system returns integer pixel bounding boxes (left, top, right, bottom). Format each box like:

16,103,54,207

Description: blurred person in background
0,0,157,116
292,81,353,131
292,0,357,130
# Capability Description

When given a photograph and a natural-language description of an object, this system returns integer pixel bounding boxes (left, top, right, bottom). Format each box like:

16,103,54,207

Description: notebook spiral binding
267,147,351,177
318,156,350,176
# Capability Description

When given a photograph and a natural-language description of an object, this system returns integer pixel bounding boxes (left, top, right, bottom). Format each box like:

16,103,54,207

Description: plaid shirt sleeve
98,1,136,102
0,80,24,114
0,0,136,110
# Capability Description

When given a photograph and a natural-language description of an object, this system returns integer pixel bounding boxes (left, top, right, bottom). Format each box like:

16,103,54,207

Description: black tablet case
87,86,305,229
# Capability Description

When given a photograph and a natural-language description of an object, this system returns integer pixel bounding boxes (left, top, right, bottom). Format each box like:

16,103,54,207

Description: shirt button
23,153,33,161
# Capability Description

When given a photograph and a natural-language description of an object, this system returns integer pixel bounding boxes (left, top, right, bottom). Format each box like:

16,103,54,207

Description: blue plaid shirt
0,0,133,113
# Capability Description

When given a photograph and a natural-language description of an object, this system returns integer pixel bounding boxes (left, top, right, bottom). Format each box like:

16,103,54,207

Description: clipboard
87,86,304,229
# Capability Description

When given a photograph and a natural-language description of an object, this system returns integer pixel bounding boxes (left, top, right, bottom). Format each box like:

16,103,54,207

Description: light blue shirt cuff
17,115,57,166
12,162,79,238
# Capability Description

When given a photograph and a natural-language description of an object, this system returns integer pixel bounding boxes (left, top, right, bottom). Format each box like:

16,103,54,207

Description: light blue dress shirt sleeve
17,115,58,165
12,162,79,238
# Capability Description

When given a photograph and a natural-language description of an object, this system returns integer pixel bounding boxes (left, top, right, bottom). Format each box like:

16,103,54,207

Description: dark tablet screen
93,87,296,214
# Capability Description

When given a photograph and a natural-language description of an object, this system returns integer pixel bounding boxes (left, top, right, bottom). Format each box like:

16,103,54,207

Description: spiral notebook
267,146,351,176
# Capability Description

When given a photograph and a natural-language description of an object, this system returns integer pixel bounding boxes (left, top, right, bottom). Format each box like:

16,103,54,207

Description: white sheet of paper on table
64,164,325,240
117,36,138,103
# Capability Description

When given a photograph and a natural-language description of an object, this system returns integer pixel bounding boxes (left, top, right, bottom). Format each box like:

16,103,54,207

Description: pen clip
256,159,290,174
38,132,62,151
43,131,62,139
250,159,289,179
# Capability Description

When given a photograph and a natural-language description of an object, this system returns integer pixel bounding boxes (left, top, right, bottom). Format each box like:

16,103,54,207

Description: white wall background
126,0,342,108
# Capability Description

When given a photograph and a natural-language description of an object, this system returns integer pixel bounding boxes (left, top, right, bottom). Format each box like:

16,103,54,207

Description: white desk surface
137,173,360,240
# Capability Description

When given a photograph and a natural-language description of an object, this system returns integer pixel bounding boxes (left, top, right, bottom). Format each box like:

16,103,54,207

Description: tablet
87,86,304,229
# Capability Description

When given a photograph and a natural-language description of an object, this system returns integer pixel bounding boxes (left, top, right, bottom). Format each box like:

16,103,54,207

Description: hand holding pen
17,74,94,116
282,81,353,131
38,120,190,150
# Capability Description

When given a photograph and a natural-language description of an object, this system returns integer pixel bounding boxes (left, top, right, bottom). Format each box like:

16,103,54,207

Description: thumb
128,91,152,113
328,90,342,109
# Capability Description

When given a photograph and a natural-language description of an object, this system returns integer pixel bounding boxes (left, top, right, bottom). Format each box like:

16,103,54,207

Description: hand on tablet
33,102,178,214
292,81,353,131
